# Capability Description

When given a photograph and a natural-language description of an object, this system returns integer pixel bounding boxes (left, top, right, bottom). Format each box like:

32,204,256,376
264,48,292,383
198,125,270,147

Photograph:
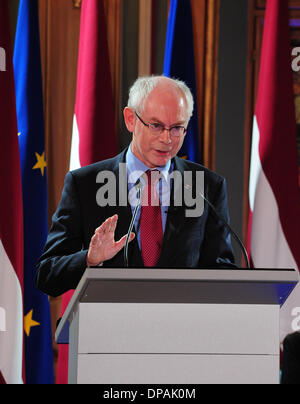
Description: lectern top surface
84,267,298,282
55,268,299,344
68,267,298,306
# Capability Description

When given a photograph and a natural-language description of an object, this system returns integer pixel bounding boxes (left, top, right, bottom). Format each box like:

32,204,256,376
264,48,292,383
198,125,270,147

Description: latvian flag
248,0,300,342
0,0,24,384
56,0,117,384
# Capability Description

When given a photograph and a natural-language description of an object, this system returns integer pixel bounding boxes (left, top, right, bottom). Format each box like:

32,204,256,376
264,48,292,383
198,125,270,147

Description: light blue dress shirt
126,144,172,249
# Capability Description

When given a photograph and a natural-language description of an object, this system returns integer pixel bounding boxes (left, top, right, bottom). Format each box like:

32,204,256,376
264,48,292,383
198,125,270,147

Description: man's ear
123,107,136,133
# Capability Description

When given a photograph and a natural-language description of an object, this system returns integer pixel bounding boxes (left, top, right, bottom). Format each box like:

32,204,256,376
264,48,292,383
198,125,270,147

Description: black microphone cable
199,191,251,269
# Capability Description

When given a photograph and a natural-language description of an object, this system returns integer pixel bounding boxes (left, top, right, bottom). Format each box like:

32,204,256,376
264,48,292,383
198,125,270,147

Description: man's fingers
129,232,135,241
95,214,118,234
88,217,134,264
111,215,118,233
105,215,118,235
115,232,135,249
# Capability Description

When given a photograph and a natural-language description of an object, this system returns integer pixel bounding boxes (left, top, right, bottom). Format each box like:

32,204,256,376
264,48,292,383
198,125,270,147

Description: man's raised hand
86,214,135,266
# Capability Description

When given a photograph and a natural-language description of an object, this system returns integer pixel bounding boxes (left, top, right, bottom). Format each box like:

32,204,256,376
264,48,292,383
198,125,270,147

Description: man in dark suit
36,76,236,297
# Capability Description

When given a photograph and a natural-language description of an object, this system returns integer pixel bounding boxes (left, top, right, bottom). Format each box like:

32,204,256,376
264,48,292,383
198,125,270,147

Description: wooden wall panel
103,0,121,134
119,0,139,150
191,0,206,164
39,0,81,223
191,0,220,170
138,0,152,76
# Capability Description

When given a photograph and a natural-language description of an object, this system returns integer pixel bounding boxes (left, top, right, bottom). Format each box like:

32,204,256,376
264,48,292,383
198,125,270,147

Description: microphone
124,180,143,267
198,190,250,269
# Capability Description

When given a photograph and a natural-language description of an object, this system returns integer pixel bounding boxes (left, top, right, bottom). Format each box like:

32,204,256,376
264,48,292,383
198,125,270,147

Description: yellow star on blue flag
24,309,40,337
14,0,54,383
32,151,47,176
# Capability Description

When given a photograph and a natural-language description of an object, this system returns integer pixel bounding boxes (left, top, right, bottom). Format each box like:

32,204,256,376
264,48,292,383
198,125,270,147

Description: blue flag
163,0,201,163
13,0,54,384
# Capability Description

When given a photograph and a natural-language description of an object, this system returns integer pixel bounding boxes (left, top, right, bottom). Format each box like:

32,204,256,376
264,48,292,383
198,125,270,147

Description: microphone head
135,180,143,191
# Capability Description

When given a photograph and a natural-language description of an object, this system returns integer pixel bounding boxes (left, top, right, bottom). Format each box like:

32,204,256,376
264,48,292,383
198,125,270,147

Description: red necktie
140,170,163,267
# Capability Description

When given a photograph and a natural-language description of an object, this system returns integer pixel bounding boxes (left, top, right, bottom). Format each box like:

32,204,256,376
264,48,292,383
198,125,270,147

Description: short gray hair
127,75,194,120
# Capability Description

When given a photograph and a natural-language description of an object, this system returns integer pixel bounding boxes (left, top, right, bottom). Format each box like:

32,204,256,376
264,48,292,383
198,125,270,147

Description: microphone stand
124,182,142,267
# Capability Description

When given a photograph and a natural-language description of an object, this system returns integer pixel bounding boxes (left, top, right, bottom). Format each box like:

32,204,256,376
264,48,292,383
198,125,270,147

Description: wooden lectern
55,268,299,384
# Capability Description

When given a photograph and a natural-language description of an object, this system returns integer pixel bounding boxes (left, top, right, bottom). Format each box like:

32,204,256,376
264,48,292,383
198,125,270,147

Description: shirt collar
126,143,171,185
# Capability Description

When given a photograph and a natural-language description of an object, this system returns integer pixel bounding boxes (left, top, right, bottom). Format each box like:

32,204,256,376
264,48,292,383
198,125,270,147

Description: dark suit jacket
36,149,236,297
281,331,300,384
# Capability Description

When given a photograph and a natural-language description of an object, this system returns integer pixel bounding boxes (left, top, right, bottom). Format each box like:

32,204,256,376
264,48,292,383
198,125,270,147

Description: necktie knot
144,169,161,188
142,170,161,207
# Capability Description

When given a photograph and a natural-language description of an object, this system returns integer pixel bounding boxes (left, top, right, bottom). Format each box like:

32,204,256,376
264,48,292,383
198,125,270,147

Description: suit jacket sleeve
35,171,88,297
281,331,300,384
198,176,236,268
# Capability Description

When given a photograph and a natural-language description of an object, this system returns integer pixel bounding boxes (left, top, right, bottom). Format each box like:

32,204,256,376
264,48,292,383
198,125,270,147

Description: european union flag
14,0,54,384
163,0,201,163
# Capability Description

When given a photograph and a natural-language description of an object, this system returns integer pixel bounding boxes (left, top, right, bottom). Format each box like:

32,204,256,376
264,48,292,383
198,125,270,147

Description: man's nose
159,128,172,143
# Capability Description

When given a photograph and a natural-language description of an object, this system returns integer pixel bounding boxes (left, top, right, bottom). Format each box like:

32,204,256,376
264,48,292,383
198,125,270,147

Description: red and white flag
248,0,300,342
0,0,24,384
56,0,117,384
70,0,117,169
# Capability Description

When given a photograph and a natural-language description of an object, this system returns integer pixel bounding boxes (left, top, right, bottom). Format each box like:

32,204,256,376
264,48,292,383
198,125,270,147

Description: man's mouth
155,149,171,155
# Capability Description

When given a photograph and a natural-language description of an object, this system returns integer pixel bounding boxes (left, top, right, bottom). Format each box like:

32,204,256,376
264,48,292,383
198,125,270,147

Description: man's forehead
143,84,187,113
148,80,185,98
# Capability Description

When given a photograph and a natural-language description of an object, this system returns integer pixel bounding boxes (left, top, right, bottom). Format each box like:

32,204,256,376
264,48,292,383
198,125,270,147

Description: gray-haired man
36,76,236,297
